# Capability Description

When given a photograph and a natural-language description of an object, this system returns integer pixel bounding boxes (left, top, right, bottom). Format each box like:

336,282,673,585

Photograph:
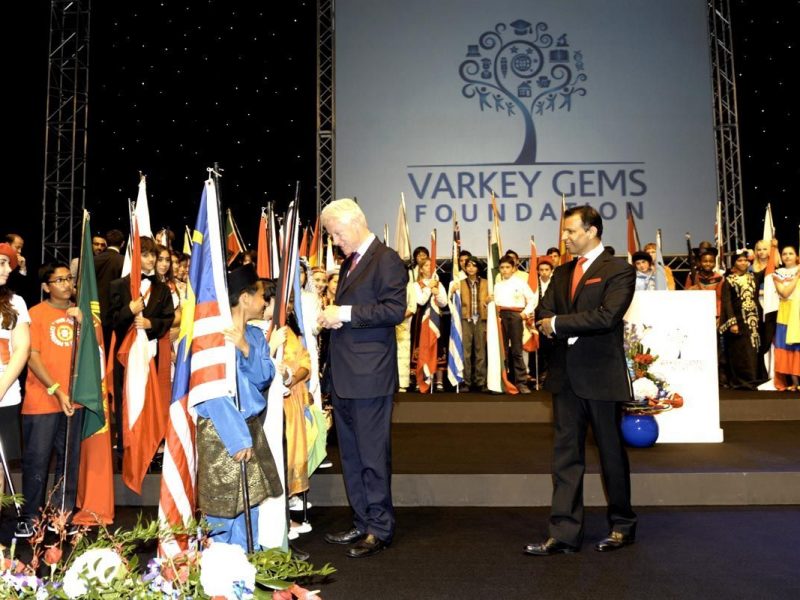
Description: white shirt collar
578,242,606,271
354,233,376,258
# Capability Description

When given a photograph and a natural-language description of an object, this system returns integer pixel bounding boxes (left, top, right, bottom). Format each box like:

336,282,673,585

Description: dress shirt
338,233,376,323
552,242,605,341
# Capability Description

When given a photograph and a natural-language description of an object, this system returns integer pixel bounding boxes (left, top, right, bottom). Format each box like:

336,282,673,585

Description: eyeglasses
48,276,74,285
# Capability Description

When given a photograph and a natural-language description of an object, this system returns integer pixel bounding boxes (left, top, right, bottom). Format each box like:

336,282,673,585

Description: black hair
105,229,125,248
546,247,560,255
38,263,71,285
564,205,603,239
412,246,429,260
498,255,515,267
261,278,277,303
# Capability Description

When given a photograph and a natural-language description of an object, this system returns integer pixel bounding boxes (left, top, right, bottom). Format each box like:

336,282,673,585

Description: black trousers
500,310,527,384
548,379,637,546
331,391,395,543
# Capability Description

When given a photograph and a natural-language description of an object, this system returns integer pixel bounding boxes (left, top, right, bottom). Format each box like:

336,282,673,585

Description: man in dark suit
94,229,126,351
526,205,637,556
108,235,174,454
317,198,407,558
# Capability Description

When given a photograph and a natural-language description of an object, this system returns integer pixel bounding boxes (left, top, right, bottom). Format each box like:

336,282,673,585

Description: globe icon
512,53,532,73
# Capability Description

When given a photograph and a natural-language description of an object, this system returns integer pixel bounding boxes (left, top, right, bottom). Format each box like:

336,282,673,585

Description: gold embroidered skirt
197,414,283,518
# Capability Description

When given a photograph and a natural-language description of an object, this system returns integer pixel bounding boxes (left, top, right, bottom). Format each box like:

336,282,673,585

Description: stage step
392,389,800,423
14,421,797,508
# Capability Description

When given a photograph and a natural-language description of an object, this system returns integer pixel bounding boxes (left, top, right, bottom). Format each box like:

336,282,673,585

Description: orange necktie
570,257,588,301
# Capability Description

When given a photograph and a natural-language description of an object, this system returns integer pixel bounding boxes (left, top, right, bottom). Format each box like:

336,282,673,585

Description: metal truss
708,0,746,261
316,0,335,214
40,0,91,265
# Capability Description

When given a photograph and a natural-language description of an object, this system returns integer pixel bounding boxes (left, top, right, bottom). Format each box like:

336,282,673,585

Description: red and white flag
117,217,167,495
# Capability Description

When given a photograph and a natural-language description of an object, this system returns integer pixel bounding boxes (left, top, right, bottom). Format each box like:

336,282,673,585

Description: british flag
159,179,236,555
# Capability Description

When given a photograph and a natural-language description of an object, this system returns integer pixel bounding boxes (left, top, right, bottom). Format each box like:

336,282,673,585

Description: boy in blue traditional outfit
196,264,285,549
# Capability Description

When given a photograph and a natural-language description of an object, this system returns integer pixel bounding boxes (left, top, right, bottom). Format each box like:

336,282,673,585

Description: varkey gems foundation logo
459,18,587,165
407,18,647,225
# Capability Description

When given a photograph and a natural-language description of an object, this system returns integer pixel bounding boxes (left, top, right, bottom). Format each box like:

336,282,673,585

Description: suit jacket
329,237,407,398
108,275,175,347
94,249,125,327
538,250,636,402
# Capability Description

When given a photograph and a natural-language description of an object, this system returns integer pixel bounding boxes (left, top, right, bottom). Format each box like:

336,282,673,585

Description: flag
394,193,412,263
654,229,668,290
523,237,540,353
72,210,114,526
122,176,153,276
417,229,440,393
183,226,193,256
225,208,247,266
761,204,780,315
325,235,336,274
307,215,321,267
486,196,518,394
159,179,237,556
626,203,641,264
117,217,167,495
156,228,170,248
447,222,464,388
256,209,271,279
558,194,573,264
299,225,310,260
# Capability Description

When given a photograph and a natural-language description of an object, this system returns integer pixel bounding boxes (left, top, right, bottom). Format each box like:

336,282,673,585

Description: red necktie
347,252,360,276
570,257,588,301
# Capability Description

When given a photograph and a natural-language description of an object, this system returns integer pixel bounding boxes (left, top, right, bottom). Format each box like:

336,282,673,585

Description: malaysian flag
158,179,236,556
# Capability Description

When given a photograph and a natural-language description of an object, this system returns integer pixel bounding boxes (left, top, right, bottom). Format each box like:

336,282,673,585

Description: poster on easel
624,290,724,443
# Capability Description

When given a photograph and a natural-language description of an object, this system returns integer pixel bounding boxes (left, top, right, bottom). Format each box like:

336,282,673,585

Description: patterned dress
774,266,800,384
719,271,767,389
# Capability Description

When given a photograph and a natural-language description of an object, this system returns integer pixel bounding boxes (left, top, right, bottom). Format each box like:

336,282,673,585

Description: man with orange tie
527,205,637,556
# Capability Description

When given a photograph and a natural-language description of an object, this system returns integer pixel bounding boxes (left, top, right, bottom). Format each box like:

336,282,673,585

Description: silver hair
321,198,368,229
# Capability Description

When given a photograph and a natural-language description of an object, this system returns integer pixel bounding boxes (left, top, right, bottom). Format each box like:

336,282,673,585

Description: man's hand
232,447,253,463
66,306,83,324
536,317,555,338
56,390,75,417
730,324,740,334
318,305,344,329
134,315,152,330
129,297,145,315
16,254,26,272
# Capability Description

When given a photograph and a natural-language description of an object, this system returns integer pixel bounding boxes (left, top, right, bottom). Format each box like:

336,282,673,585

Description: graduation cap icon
509,19,533,35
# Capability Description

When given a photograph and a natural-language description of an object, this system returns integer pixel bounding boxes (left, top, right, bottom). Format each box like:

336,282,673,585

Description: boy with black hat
195,264,285,550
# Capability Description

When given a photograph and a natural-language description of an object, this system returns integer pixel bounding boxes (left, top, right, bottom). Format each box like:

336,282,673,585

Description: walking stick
0,433,22,517
211,165,254,553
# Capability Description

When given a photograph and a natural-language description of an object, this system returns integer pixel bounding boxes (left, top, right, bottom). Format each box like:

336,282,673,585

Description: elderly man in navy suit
317,198,407,558
527,205,638,556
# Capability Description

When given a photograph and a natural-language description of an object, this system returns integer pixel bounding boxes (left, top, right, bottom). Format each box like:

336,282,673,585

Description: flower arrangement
0,497,335,600
623,322,684,414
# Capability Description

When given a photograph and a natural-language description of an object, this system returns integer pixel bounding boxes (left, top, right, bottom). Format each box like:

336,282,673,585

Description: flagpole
62,213,89,511
210,164,254,553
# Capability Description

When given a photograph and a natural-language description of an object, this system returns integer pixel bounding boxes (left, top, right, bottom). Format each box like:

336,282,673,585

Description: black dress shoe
346,534,387,558
324,527,364,545
594,531,635,552
289,543,310,561
523,537,579,556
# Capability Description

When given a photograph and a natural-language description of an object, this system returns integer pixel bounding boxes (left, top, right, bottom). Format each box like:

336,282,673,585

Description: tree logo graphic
459,19,588,165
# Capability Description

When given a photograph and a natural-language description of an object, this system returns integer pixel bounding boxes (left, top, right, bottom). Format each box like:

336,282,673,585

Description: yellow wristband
47,382,61,395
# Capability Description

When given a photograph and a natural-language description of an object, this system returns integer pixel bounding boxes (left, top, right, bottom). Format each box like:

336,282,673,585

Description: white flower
62,548,125,599
200,542,256,599
632,377,659,402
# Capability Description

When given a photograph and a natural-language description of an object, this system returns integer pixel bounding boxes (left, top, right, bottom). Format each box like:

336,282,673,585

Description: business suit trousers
548,379,636,546
331,392,395,542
